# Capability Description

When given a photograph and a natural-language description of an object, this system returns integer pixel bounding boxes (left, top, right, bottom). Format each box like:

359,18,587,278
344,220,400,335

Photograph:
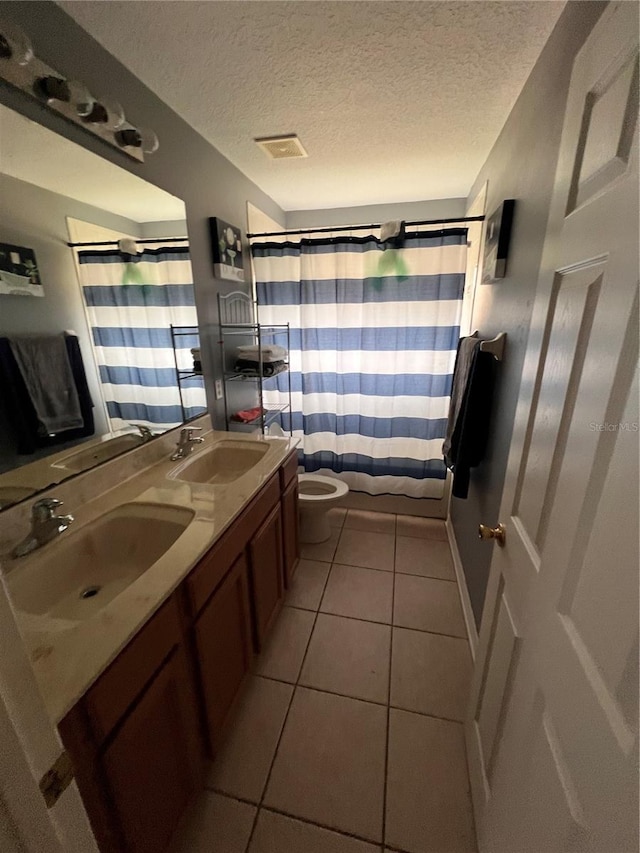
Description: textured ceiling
58,1,565,211
0,105,185,222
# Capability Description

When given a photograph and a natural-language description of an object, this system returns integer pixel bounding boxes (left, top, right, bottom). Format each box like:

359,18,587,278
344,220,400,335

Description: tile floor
170,509,476,853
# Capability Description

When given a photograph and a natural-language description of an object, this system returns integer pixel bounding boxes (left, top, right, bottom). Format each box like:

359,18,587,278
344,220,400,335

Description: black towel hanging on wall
0,334,94,455
443,335,499,499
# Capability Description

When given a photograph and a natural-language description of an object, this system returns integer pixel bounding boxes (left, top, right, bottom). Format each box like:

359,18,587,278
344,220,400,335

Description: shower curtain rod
67,236,188,248
247,215,485,240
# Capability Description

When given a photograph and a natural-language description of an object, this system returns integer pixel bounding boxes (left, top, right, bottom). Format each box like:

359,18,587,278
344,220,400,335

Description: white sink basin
52,434,145,473
171,440,269,484
7,503,194,622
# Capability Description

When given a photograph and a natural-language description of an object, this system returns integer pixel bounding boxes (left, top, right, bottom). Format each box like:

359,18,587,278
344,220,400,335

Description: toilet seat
297,473,349,544
298,473,349,501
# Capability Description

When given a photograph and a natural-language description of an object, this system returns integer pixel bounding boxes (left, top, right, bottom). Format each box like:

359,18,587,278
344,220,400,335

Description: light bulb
115,126,159,154
101,99,125,130
137,127,159,154
85,98,125,130
34,75,69,103
0,20,33,65
67,80,94,117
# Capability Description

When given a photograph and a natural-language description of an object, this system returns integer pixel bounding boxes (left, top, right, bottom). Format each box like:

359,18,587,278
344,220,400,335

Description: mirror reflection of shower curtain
251,230,467,498
76,244,206,431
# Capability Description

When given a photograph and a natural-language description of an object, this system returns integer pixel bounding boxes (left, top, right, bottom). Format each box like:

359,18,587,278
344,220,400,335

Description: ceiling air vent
255,134,308,160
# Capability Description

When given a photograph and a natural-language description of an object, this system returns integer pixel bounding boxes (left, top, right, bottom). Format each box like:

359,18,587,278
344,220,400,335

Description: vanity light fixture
0,17,159,162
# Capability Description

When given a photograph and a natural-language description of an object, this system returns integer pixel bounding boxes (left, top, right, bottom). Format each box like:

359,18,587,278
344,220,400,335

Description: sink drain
80,585,101,600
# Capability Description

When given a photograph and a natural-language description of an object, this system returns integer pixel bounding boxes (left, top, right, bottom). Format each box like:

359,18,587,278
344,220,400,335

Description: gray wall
0,2,286,428
450,0,608,628
139,220,188,239
287,197,466,230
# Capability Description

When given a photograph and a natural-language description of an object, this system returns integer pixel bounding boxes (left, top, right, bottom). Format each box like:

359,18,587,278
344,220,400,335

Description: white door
466,3,639,851
0,572,99,853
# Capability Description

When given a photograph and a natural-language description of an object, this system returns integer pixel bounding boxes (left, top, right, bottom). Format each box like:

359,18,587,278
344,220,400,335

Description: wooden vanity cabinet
59,595,202,853
59,460,298,852
186,470,285,754
193,552,253,753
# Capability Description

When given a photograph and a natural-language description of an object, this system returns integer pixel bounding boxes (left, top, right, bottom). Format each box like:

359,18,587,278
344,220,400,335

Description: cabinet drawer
187,473,280,615
280,450,298,489
84,595,182,744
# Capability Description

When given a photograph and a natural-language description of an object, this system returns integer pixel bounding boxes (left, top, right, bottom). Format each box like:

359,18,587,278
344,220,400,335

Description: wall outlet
214,379,223,400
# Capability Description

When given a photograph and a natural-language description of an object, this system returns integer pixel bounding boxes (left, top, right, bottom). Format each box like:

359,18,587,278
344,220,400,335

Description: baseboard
446,517,479,659
339,491,447,519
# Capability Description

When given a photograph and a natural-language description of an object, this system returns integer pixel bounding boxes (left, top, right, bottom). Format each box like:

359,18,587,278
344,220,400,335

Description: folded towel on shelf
231,406,265,423
236,344,288,363
8,334,84,435
234,358,286,377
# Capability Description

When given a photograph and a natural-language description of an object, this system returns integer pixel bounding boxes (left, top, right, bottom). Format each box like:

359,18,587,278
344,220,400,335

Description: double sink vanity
1,420,300,853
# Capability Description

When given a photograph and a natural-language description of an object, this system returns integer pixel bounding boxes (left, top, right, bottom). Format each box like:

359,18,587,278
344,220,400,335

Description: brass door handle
478,523,506,546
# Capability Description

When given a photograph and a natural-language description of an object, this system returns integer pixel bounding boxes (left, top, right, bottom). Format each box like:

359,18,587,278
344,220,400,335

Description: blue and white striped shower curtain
77,246,206,431
251,230,467,498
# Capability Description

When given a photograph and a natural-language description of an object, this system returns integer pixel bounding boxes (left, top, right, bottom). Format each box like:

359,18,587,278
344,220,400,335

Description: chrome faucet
130,423,154,442
170,427,204,461
12,498,74,559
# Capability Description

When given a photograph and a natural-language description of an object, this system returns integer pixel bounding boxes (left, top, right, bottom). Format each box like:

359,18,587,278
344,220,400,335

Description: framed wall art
0,242,44,296
208,217,245,283
481,199,515,283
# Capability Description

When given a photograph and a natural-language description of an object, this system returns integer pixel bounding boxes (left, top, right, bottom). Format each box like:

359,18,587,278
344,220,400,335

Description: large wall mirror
0,104,206,511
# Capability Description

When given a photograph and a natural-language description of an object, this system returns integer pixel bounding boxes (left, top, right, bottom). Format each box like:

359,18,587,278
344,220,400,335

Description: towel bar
470,331,506,362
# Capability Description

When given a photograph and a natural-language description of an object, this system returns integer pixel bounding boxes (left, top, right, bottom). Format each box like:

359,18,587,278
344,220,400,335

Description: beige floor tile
264,687,387,842
254,606,315,683
393,574,466,638
391,627,472,721
395,537,455,580
321,564,393,624
207,676,293,803
328,507,348,528
396,515,448,540
285,559,331,611
386,709,476,853
300,613,391,704
169,792,256,853
301,527,341,562
334,528,395,571
344,509,396,534
250,809,380,853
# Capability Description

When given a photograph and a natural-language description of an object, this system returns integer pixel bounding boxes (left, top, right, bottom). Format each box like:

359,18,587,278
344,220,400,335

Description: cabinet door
281,477,300,587
100,645,201,853
249,503,284,649
194,553,253,753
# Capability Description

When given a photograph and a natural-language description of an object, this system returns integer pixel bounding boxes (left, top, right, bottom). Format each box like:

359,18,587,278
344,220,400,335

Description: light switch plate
214,379,223,400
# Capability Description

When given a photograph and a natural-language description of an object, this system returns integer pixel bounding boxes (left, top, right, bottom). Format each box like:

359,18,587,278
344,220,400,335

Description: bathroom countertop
2,427,298,724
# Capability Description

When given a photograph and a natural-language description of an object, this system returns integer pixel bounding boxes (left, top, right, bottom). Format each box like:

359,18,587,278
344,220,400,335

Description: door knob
478,522,506,546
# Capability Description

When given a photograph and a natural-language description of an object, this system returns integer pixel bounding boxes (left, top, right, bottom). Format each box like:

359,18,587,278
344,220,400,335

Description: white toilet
298,473,349,544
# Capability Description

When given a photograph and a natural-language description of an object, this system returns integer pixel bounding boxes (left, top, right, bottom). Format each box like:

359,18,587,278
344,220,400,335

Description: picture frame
0,242,44,296
481,199,515,283
208,217,245,283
